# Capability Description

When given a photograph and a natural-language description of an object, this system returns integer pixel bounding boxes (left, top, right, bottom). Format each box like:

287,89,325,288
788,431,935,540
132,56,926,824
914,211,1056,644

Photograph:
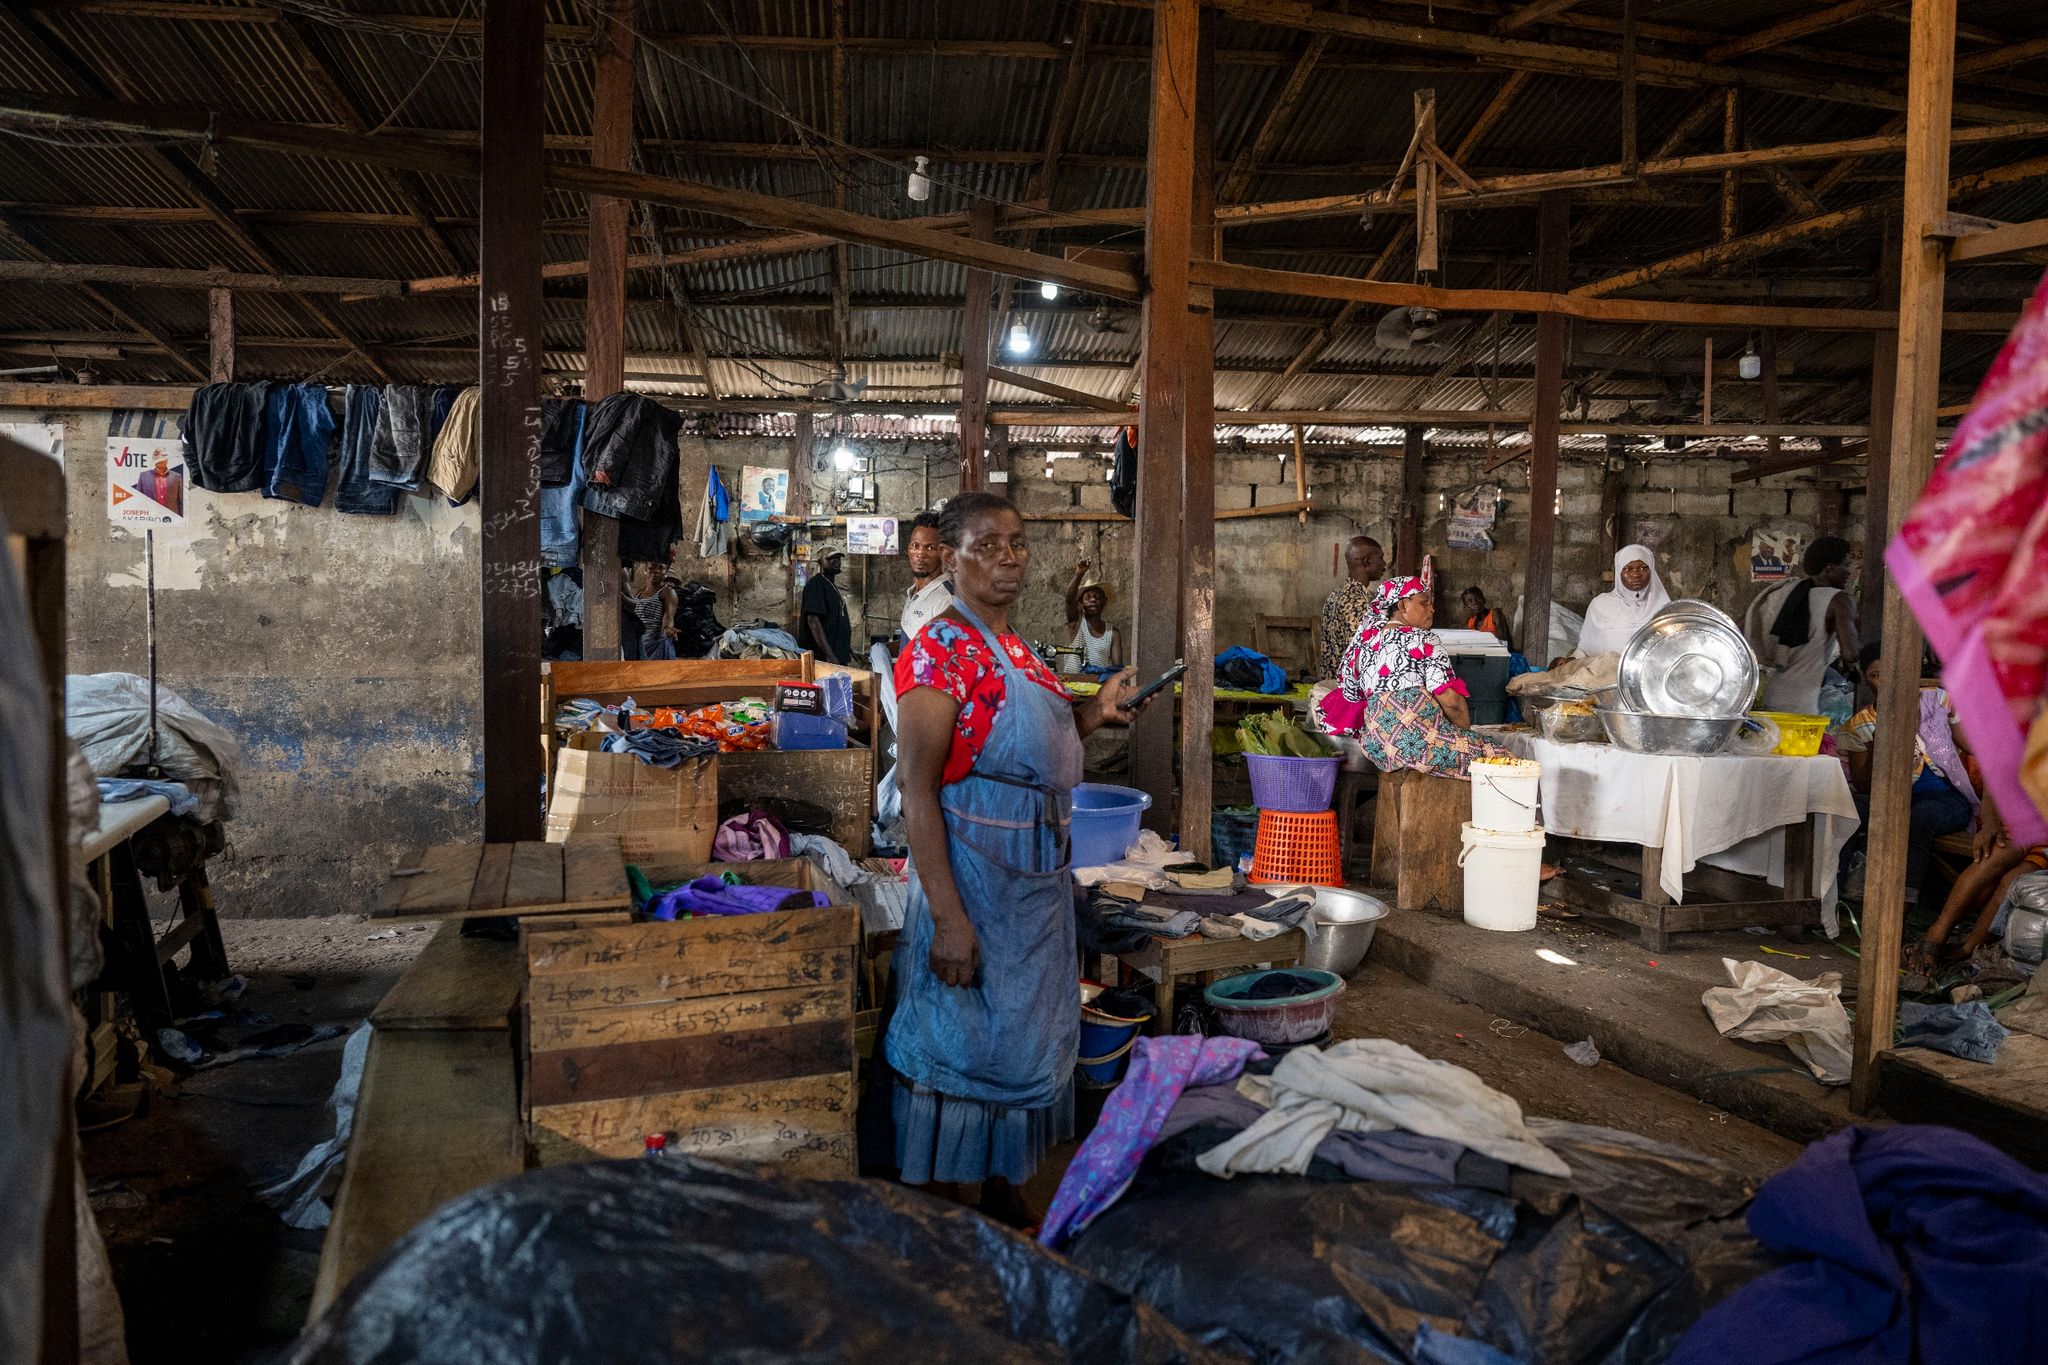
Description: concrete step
1367,901,1859,1145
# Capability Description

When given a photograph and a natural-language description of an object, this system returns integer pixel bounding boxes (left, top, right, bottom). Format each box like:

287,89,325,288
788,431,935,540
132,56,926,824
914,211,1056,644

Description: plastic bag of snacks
647,698,774,752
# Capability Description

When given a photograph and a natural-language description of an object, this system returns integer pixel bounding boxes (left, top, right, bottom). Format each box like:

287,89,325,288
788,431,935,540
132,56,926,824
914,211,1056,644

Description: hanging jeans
334,386,401,515
541,401,590,568
263,383,337,506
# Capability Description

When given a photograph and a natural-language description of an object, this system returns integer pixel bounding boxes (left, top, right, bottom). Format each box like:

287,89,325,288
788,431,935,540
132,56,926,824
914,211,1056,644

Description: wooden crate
521,860,859,1175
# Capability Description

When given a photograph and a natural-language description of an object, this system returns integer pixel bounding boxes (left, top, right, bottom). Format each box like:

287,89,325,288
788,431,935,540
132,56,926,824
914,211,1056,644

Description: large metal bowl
1301,887,1389,976
1618,599,1757,719
1596,707,1744,755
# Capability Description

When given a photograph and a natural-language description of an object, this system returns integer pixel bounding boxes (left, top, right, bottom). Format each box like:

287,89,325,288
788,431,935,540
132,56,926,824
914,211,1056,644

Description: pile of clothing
1047,1034,1774,1364
1079,882,1316,954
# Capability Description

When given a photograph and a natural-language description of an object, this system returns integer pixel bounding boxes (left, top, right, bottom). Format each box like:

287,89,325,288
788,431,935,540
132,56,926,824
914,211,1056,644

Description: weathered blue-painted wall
16,405,482,918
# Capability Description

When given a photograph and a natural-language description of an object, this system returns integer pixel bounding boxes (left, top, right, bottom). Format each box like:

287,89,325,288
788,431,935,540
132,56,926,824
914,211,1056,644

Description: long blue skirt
892,1078,1075,1186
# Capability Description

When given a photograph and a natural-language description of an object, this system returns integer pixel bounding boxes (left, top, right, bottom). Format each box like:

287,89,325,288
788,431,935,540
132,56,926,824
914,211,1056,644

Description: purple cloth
645,875,825,922
1039,1035,1264,1249
1671,1125,2048,1365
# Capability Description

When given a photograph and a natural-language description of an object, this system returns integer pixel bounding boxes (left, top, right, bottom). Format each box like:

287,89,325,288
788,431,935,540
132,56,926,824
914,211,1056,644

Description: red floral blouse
895,615,1072,786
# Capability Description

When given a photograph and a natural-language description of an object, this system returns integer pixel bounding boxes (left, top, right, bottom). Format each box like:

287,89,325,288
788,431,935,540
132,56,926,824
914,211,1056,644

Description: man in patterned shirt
1319,536,1386,678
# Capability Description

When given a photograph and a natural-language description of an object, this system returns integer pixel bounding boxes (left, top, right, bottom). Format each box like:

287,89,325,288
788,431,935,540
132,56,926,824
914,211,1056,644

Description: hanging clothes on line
367,385,435,491
425,386,481,502
539,399,590,568
696,465,731,558
183,381,272,493
263,382,337,507
334,385,400,516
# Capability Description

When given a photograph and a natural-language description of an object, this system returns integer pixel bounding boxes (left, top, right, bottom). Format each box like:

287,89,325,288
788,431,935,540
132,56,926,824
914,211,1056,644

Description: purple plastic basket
1245,753,1340,812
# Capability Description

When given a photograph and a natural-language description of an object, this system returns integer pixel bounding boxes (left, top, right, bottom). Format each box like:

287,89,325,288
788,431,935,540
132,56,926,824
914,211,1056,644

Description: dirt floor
82,916,433,1365
85,914,1799,1363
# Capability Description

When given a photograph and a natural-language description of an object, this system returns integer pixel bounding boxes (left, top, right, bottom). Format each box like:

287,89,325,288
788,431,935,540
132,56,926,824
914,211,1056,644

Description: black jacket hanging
1110,424,1138,519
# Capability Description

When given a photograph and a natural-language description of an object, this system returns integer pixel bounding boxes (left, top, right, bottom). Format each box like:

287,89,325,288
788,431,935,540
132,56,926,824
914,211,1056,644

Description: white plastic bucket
1458,822,1546,931
1469,756,1541,834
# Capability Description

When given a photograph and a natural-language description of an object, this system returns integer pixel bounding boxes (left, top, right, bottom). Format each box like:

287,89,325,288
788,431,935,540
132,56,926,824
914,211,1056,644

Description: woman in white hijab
1575,544,1670,657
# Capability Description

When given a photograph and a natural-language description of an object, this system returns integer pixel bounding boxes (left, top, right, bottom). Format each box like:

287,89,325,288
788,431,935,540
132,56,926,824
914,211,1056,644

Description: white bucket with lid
1458,822,1546,931
1470,756,1541,834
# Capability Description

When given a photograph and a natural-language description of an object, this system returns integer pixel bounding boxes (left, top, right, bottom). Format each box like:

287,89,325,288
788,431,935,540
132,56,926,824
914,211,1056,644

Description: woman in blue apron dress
886,492,1146,1222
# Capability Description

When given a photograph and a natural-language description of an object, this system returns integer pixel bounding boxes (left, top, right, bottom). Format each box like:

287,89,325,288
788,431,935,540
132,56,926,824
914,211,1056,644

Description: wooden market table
1490,730,1860,951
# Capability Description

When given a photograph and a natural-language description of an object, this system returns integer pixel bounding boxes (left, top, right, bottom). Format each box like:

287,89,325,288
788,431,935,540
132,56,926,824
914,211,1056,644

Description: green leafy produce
1237,710,1339,758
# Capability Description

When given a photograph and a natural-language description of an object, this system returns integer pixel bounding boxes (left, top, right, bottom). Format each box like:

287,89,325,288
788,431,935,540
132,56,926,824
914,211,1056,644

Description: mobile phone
1120,660,1188,710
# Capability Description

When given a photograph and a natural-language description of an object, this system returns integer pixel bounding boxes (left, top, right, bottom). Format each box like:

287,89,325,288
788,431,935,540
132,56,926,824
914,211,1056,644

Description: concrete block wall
18,399,1867,919
10,405,483,918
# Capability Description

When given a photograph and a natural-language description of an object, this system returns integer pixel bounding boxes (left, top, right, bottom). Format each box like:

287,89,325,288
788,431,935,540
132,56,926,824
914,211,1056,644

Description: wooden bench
309,923,528,1323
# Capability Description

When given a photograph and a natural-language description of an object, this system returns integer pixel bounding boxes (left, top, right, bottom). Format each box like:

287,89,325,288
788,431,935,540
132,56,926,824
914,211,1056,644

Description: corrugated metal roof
0,0,2037,414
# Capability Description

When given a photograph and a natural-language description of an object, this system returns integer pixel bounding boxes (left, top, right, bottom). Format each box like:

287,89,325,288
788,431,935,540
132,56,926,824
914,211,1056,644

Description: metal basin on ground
1300,887,1389,977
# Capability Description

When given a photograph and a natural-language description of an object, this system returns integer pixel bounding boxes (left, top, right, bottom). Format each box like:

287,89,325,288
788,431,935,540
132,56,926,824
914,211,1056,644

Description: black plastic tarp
292,1159,1229,1365
1064,1119,1776,1365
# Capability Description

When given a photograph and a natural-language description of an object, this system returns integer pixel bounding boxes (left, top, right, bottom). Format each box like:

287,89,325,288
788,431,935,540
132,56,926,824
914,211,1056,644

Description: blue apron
884,600,1084,1109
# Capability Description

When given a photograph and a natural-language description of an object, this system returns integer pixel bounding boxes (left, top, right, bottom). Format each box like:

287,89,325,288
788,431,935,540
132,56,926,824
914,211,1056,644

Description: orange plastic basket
1249,809,1343,887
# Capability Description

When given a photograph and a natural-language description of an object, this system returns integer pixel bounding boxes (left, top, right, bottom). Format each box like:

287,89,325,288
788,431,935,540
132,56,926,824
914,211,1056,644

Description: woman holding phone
886,491,1147,1223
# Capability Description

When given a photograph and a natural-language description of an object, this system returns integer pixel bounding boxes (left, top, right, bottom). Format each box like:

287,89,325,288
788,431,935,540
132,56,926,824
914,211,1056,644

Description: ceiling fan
807,363,867,403
1372,304,1474,355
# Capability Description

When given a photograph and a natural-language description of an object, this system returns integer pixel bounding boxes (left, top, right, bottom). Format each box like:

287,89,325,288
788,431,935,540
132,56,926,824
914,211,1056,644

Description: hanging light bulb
1007,321,1032,356
906,155,931,203
832,444,856,471
1040,281,1059,301
1738,337,1762,381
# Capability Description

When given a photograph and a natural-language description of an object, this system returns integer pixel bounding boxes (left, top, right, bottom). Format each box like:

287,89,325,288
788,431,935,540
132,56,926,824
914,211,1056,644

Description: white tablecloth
1489,731,1861,933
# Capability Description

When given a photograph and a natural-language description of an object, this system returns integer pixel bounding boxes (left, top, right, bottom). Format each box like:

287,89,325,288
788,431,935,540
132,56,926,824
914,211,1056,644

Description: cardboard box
544,733,717,864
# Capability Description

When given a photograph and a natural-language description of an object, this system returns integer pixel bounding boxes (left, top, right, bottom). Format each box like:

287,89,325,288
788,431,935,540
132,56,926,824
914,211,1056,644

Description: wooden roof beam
1193,256,2016,332
1576,151,2048,296
1955,34,2048,77
1704,0,1898,65
270,11,465,275
0,215,205,381
1495,0,1584,35
3,9,394,381
0,88,1140,299
1087,0,2034,123
1220,32,1329,202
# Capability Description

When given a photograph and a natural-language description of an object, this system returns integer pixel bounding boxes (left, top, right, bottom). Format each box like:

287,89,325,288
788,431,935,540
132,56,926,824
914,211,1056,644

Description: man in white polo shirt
898,509,953,647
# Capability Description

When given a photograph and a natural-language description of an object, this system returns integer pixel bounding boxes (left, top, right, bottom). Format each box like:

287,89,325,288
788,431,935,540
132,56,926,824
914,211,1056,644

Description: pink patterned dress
1339,621,1509,779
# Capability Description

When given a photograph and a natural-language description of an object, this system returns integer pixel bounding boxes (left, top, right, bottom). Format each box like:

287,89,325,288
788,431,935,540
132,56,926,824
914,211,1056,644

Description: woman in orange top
1461,586,1512,650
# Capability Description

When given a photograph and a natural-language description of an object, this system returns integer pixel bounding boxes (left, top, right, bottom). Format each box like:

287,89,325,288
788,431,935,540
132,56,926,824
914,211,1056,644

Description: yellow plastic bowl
1751,710,1829,757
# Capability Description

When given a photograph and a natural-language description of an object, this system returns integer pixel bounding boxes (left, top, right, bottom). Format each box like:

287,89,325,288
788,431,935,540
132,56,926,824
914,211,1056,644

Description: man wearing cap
1064,560,1124,670
800,544,853,665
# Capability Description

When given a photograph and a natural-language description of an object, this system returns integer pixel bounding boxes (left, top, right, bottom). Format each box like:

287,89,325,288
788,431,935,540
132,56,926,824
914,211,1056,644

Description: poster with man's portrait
740,466,789,523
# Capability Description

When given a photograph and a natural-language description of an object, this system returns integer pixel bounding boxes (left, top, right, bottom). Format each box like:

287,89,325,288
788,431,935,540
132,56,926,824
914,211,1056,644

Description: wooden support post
958,199,995,491
1862,220,1901,643
1397,425,1426,575
1702,335,1715,424
579,0,635,661
1851,0,1954,1117
1719,89,1741,247
1600,434,1627,565
1179,19,1217,862
1619,0,1638,178
1132,0,1197,832
1521,191,1568,661
1414,89,1439,277
1292,424,1308,523
206,286,233,382
1760,328,1781,458
787,409,812,559
479,0,546,843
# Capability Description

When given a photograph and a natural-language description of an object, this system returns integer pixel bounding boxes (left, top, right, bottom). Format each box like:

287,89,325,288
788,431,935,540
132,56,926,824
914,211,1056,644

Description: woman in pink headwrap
1319,576,1513,778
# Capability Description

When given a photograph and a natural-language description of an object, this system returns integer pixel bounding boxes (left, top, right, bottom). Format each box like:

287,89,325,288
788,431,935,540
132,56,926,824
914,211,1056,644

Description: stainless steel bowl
1618,600,1757,719
1300,887,1390,977
1596,707,1744,756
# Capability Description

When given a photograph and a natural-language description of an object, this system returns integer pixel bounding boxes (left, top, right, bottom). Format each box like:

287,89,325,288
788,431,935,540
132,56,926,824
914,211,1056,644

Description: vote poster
108,436,188,527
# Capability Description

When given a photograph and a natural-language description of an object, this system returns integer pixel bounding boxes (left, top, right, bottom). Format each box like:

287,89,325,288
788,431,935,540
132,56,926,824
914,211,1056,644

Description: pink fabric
712,808,792,861
1887,268,2048,844
1317,690,1370,736
1038,1035,1265,1250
